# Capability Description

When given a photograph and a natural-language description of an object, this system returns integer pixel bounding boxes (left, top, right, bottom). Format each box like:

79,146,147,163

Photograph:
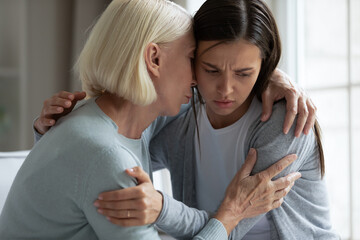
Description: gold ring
127,210,130,218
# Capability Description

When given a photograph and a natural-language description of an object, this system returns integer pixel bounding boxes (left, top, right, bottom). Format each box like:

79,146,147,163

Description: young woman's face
195,39,262,127
156,31,196,116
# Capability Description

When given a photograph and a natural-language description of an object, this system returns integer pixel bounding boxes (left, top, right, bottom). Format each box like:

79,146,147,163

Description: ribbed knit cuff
155,192,227,240
154,190,169,228
33,117,43,144
194,218,228,240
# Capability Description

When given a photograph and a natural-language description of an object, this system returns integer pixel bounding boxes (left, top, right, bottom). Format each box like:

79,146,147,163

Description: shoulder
40,103,138,174
44,100,118,149
78,144,138,210
247,99,304,145
246,100,319,176
86,145,139,191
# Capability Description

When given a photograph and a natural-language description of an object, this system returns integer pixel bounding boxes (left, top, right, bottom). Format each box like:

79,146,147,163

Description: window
292,0,358,238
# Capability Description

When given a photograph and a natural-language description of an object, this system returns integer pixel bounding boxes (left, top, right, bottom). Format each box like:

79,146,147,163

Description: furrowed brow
202,61,218,69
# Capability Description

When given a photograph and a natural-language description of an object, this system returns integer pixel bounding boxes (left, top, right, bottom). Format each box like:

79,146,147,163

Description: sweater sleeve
155,193,227,240
33,117,43,144
229,100,337,239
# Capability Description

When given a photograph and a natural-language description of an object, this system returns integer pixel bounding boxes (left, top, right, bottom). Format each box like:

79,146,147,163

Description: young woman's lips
214,100,234,108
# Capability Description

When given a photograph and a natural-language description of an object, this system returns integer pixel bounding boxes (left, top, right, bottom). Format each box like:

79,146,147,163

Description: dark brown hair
191,0,325,177
193,0,281,100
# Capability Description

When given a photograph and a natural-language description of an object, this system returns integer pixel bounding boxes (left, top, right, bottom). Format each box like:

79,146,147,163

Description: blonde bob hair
77,0,192,105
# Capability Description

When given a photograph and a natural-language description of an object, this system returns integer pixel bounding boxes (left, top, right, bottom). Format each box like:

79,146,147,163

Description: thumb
239,148,257,179
125,166,151,184
261,90,274,122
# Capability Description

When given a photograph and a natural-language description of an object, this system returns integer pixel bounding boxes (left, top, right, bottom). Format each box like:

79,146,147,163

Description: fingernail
65,101,71,106
98,196,103,200
128,168,135,172
106,217,111,221
261,114,268,121
97,209,103,214
94,202,99,207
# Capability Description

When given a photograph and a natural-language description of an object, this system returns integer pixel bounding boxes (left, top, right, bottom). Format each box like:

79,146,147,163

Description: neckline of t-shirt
200,96,258,135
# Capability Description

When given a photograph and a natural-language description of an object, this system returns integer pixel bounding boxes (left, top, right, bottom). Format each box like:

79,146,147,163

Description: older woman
0,0,196,239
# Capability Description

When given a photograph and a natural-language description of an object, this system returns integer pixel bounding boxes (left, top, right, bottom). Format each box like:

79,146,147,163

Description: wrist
33,119,45,135
214,205,243,235
155,190,164,220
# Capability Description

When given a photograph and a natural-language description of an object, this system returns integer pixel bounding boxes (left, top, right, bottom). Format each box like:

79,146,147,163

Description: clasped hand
94,167,163,227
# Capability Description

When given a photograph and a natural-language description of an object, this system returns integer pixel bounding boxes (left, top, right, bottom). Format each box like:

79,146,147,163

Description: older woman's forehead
177,31,196,50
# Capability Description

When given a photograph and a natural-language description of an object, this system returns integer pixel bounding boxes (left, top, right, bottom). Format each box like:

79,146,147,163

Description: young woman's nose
217,75,232,96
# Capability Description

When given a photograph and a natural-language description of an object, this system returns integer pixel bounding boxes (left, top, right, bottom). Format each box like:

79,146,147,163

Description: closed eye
236,73,251,77
205,69,219,74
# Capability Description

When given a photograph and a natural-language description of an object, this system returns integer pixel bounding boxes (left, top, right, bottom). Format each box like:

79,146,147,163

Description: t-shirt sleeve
78,145,160,240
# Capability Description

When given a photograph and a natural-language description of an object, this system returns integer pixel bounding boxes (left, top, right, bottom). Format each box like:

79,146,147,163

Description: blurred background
0,0,359,239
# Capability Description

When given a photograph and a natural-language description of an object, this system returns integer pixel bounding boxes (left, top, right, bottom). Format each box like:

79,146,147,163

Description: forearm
155,193,227,240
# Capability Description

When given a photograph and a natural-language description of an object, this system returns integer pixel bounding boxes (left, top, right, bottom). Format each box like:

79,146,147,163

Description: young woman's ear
145,43,161,78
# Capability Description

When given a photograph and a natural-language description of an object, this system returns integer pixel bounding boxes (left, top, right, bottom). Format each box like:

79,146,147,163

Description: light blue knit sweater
0,98,226,240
